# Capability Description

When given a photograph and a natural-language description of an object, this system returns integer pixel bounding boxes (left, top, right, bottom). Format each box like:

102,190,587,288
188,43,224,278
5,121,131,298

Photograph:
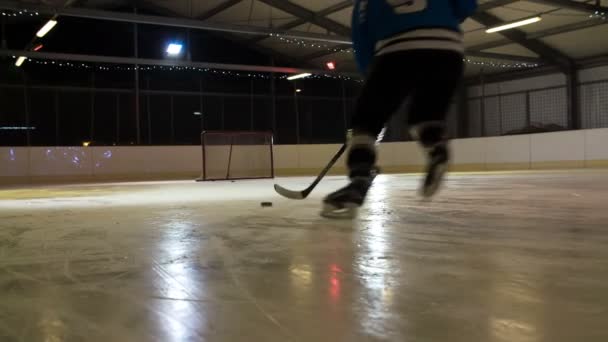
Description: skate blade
320,203,359,220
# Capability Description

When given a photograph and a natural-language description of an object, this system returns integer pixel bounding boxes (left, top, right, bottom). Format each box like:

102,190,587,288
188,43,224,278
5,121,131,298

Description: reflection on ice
155,217,206,342
39,310,67,342
329,263,341,304
356,176,399,338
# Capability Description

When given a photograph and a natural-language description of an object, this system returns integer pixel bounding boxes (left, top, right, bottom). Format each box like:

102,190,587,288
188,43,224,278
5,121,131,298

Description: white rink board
1,128,608,184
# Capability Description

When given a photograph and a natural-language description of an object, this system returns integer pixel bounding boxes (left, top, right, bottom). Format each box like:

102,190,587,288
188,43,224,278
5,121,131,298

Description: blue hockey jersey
352,0,478,73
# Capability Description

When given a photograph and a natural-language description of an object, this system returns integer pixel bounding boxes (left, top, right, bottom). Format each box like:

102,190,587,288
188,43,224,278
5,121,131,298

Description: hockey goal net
197,131,274,181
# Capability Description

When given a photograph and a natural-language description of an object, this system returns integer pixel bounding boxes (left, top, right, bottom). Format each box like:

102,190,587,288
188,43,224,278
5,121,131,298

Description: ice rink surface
1,170,608,341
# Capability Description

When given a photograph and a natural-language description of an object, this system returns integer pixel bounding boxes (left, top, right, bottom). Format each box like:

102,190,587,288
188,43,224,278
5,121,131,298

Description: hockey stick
274,144,347,200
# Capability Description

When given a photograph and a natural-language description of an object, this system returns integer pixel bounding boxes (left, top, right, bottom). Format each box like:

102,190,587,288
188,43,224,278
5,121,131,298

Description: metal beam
528,17,607,39
464,64,560,84
477,0,521,11
0,49,362,76
64,0,89,7
256,0,351,36
468,17,607,52
0,0,351,44
527,0,607,13
296,0,537,62
130,0,313,68
302,46,542,64
197,0,243,21
567,67,580,129
216,32,316,67
469,2,607,52
249,0,352,44
576,54,608,68
464,56,608,85
317,1,353,16
275,0,352,31
466,51,542,63
301,48,348,61
472,11,573,70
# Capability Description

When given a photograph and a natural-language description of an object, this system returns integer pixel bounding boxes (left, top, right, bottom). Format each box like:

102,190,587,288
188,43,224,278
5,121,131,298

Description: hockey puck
261,202,273,207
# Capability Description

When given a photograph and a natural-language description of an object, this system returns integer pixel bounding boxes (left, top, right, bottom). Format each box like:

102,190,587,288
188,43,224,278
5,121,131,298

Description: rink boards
1,128,608,184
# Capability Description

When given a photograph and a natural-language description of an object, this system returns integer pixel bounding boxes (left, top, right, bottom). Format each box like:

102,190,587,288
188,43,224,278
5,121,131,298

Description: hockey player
322,0,478,218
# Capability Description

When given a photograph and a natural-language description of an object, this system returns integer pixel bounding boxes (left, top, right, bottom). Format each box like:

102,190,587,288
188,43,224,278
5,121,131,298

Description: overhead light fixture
295,89,302,93
36,19,58,38
287,73,311,81
486,16,542,33
33,44,44,51
193,111,202,116
326,61,336,70
82,141,91,147
15,56,26,67
0,126,36,130
166,43,183,56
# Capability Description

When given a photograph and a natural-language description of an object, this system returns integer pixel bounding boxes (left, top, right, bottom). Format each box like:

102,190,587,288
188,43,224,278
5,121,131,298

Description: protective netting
200,131,274,181
466,86,571,136
581,81,608,129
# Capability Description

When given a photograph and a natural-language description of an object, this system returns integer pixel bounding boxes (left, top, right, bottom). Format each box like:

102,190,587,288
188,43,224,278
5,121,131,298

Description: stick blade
274,184,306,200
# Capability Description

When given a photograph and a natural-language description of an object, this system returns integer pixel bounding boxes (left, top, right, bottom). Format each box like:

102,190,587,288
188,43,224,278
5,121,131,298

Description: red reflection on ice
329,263,341,302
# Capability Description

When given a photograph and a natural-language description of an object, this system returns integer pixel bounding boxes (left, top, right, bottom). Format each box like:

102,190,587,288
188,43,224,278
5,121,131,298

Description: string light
280,73,362,82
311,74,363,82
1,10,40,17
464,58,539,69
11,56,365,82
269,33,354,54
11,56,533,80
268,34,537,69
589,10,606,20
18,57,272,78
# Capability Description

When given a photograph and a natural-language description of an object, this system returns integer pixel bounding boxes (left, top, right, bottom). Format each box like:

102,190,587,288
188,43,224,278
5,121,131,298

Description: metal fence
3,77,608,146
464,79,608,138
466,86,568,137
0,83,358,146
580,80,608,129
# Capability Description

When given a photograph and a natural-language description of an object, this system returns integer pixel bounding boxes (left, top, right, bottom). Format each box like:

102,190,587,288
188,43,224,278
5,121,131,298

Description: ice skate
321,176,373,219
410,122,450,198
420,142,450,198
321,133,379,219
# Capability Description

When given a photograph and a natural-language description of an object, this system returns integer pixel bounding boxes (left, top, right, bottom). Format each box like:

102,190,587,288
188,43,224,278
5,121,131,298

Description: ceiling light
15,56,26,67
486,16,542,33
36,19,58,38
166,43,183,56
287,73,311,81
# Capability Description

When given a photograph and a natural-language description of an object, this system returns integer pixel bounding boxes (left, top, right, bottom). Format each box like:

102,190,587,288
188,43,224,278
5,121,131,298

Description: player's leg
407,50,464,197
322,53,413,218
